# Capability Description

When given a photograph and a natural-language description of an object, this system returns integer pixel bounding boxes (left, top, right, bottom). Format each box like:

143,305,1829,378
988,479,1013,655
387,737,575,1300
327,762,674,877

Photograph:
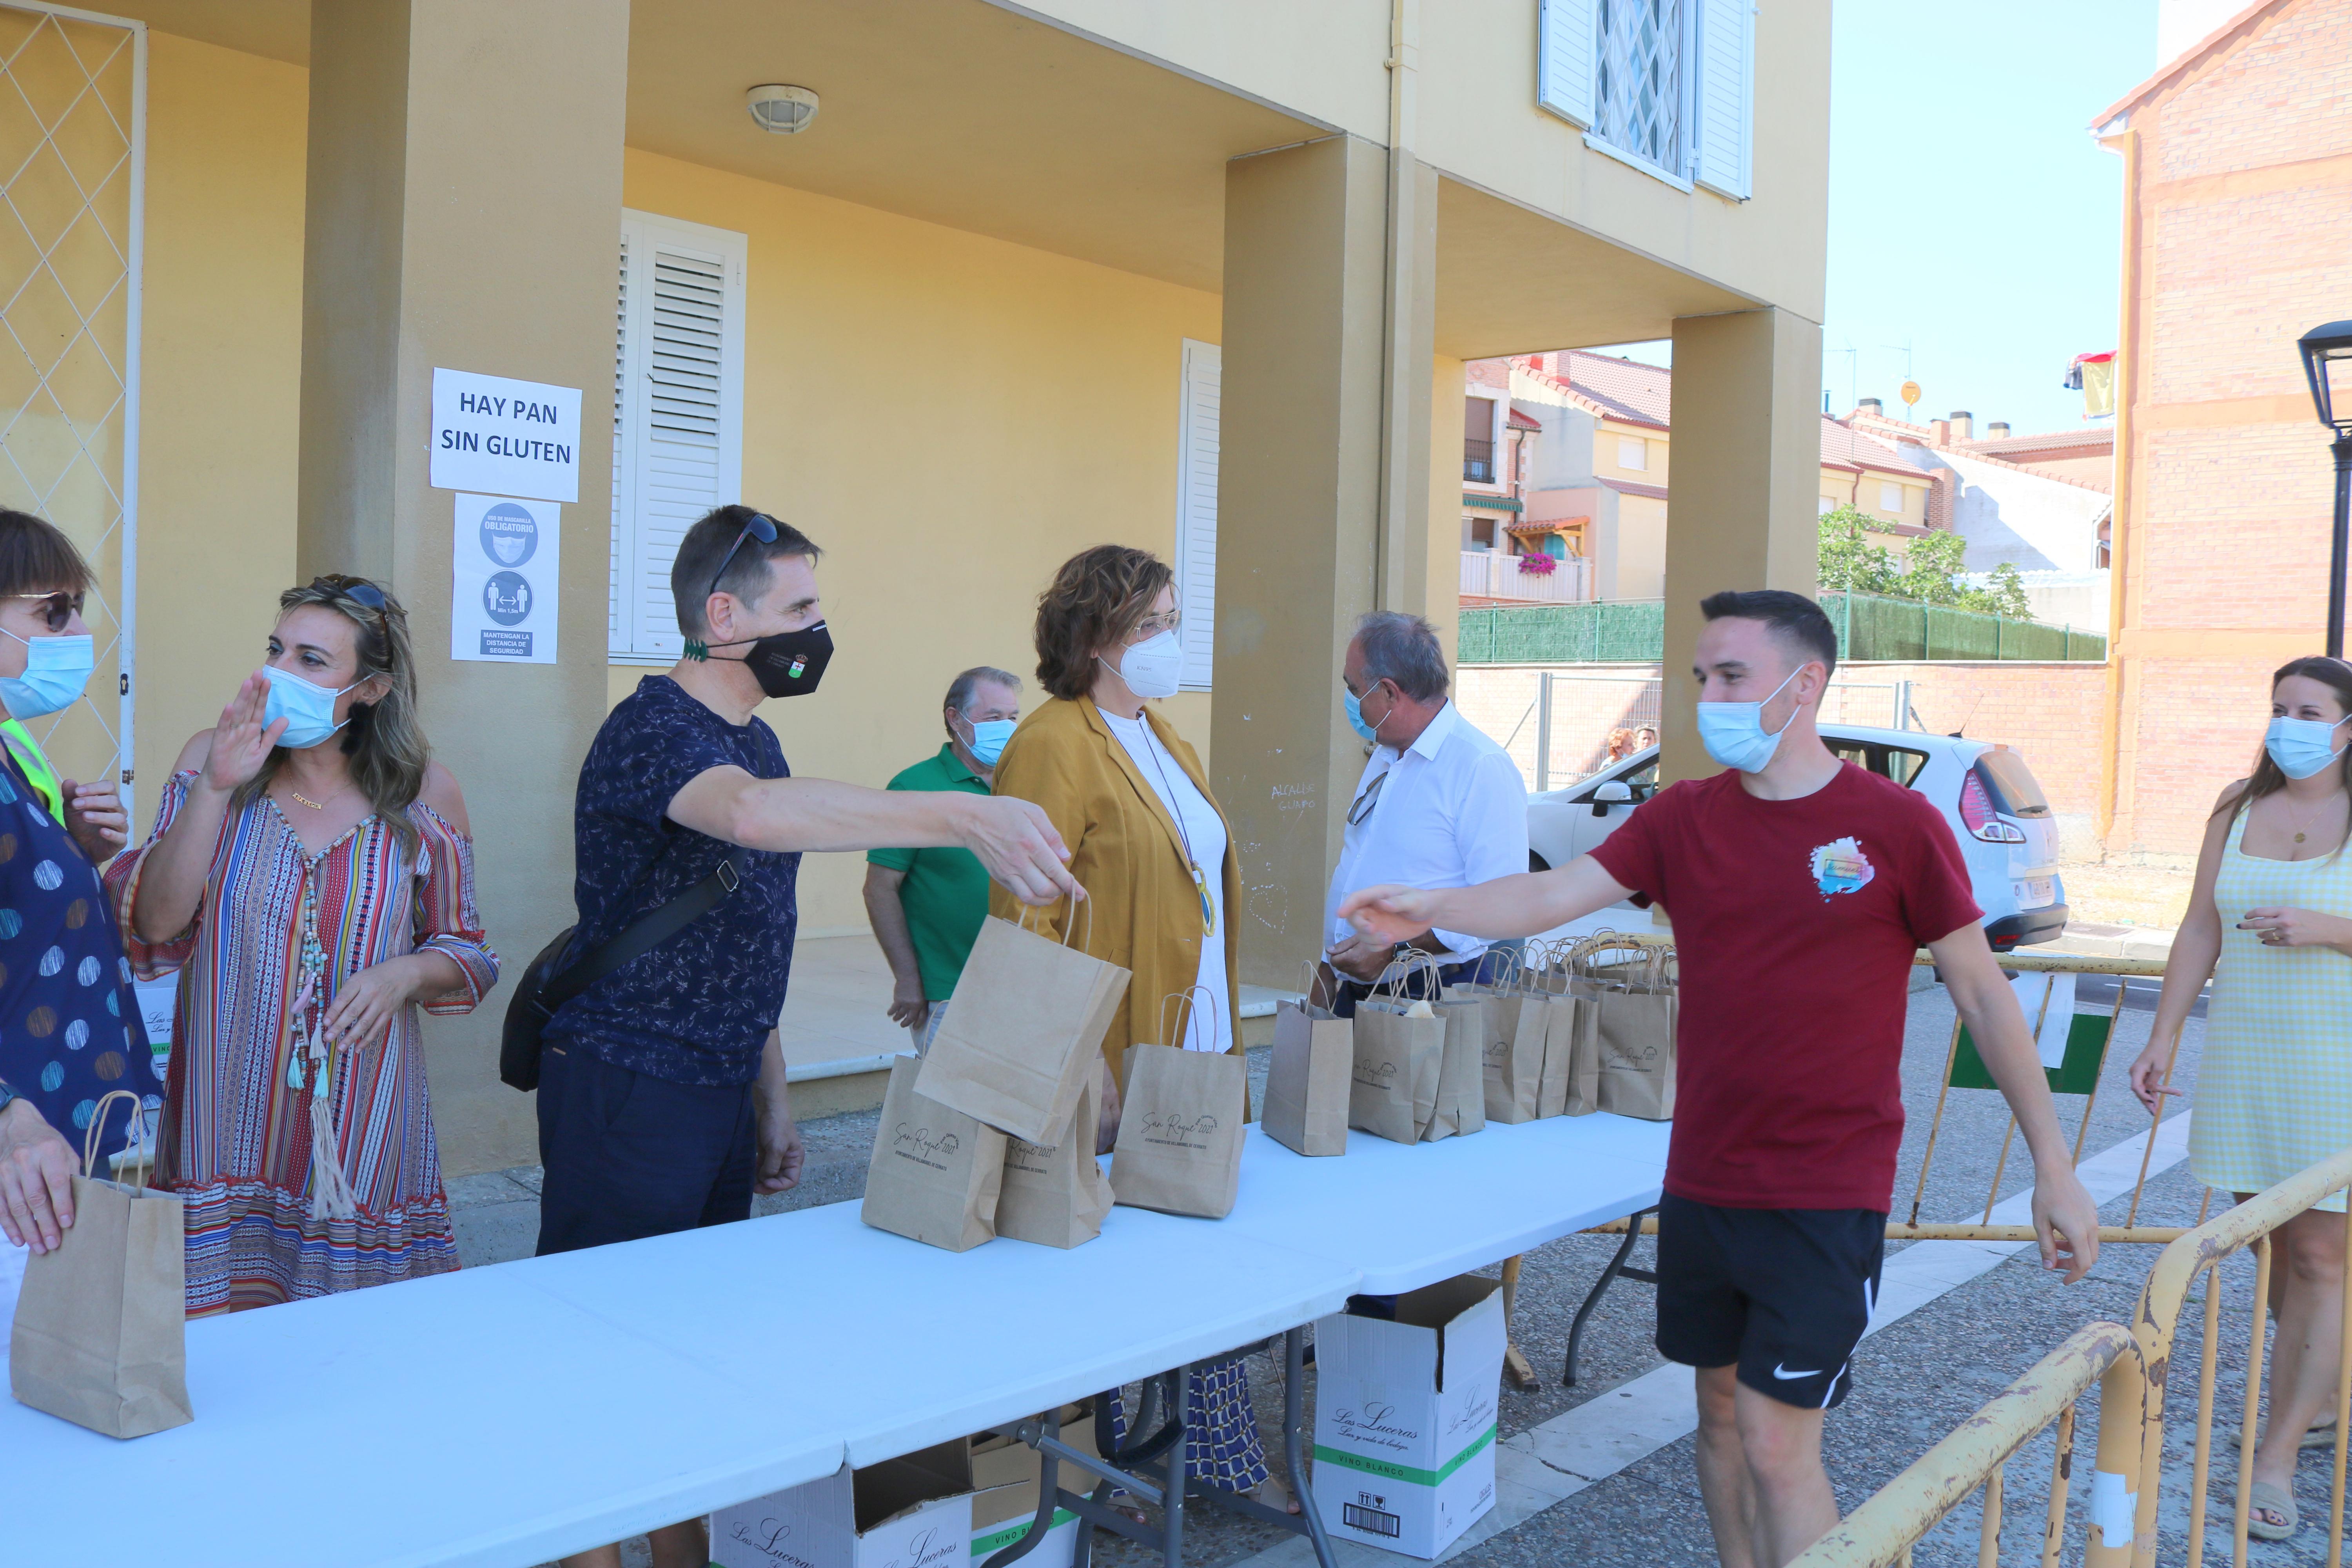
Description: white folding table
0,1262,845,1568
1220,1113,1671,1296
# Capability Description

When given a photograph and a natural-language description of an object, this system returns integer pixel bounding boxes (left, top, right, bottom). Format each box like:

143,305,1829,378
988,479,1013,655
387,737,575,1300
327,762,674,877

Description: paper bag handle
80,1089,149,1194
1373,952,1443,1003
1158,985,1228,1054
1017,882,1096,955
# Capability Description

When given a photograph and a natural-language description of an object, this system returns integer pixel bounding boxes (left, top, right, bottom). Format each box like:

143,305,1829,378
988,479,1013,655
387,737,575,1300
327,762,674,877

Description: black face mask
724,621,832,699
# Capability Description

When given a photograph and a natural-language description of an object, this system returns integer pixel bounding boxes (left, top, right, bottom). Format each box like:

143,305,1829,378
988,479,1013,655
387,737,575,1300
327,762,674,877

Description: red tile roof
1599,477,1670,501
1513,350,1673,429
1817,416,1921,480
1505,405,1543,431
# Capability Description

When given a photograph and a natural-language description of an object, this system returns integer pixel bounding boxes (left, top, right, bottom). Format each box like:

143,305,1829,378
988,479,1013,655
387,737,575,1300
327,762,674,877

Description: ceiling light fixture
745,84,819,135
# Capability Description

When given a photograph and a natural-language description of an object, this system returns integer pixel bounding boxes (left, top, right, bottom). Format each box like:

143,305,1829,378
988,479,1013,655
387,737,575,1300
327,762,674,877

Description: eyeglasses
11,591,84,633
707,513,780,601
310,575,388,613
1347,769,1387,826
1127,612,1181,644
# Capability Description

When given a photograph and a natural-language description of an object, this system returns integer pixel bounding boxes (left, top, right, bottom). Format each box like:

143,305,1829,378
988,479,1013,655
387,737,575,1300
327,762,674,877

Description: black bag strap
539,857,740,1015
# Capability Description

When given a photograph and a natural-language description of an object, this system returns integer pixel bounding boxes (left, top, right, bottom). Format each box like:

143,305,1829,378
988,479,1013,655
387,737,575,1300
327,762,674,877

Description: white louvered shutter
1537,0,1597,128
611,211,748,661
1692,0,1754,199
1175,339,1221,692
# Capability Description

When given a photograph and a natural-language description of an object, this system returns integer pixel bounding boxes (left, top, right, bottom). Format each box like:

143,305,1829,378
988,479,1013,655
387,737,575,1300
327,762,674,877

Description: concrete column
1210,135,1403,987
297,0,627,1174
1658,308,1824,784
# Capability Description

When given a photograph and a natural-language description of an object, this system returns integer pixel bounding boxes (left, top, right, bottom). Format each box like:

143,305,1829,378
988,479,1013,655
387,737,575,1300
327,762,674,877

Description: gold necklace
2284,789,2342,845
288,784,347,811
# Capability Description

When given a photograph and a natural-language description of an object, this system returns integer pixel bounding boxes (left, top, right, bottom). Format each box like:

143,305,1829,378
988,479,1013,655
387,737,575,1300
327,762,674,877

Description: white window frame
610,210,748,664
1174,338,1220,692
1878,481,1906,515
1617,435,1648,472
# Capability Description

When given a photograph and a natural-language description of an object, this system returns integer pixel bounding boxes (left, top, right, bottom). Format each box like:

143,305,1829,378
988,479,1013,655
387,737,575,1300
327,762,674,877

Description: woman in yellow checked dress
2132,655,2352,1541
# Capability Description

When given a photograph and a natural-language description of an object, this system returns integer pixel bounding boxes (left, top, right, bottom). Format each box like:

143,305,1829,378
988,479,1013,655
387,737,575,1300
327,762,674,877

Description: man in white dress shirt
1321,612,1529,1014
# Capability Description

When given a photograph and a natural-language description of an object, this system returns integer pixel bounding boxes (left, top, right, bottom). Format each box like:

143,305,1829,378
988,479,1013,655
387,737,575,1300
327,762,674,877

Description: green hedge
1457,594,2105,666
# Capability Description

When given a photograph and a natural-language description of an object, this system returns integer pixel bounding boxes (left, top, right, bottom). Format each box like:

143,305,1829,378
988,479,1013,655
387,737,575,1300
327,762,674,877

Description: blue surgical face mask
1344,681,1390,745
1694,665,1804,774
0,629,93,721
2265,715,2351,780
262,665,359,750
958,714,1016,769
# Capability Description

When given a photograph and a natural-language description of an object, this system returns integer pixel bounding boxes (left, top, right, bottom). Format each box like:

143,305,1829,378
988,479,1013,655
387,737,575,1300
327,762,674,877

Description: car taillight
1960,768,2026,843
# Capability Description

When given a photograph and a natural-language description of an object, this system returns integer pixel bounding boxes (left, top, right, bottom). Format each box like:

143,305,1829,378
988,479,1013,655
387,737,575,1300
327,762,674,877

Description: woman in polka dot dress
0,511,150,1332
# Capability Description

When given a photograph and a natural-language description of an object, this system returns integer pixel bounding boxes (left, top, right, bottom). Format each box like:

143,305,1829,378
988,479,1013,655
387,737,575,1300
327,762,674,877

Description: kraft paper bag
863,1056,1010,1252
1264,998,1352,1158
916,895,1132,1146
1111,1043,1247,1220
1594,952,1679,1122
995,1077,1114,1249
1424,995,1486,1140
1350,998,1444,1144
1465,987,1546,1125
9,1091,191,1439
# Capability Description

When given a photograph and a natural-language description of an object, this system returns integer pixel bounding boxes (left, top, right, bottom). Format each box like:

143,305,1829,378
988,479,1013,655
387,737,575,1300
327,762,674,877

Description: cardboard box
712,1406,1101,1568
1311,1276,1504,1558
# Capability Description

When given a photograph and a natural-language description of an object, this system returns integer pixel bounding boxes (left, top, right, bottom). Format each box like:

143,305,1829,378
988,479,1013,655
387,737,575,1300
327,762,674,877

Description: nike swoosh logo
1772,1363,1821,1380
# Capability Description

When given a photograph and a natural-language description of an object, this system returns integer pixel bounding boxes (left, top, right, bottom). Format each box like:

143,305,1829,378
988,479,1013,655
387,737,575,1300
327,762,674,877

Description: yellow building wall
611,150,1219,935
131,33,308,815
1613,494,1670,602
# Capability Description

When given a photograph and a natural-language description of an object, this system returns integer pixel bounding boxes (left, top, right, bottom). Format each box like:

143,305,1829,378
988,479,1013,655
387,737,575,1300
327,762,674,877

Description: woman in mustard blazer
989,544,1286,1510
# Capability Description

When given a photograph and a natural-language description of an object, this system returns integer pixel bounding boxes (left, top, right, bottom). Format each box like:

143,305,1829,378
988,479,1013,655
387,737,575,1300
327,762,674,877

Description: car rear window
1974,749,2051,817
1828,741,1930,788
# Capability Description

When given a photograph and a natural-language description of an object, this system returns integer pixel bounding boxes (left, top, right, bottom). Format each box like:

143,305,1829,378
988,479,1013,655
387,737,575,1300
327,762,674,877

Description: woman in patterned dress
2131,655,2352,1540
106,577,497,1315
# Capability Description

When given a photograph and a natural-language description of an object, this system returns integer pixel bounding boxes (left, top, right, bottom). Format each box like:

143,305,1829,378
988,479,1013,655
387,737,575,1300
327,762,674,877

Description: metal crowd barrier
2107,1147,2352,1568
1787,1321,2138,1568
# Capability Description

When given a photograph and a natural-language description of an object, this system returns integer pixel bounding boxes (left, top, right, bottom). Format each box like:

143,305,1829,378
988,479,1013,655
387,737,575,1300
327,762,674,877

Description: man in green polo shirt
863,666,1023,1048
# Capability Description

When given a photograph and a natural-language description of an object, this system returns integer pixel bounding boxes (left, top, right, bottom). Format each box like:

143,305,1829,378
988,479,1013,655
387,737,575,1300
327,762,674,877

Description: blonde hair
233,576,431,855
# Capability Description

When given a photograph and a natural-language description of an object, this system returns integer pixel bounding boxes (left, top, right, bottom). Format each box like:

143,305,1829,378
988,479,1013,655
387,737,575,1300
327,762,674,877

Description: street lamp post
2298,321,2352,657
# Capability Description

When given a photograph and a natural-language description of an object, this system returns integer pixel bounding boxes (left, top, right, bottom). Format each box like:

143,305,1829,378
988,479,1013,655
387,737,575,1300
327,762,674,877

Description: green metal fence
1456,594,2106,666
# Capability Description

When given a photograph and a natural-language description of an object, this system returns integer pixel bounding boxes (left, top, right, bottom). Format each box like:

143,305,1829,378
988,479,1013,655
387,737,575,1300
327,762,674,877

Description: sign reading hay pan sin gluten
429,367,582,503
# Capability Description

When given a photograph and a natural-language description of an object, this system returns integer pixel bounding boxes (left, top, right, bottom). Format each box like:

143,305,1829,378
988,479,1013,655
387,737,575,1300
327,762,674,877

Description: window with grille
611,211,746,662
1595,0,1684,177
1539,0,1753,199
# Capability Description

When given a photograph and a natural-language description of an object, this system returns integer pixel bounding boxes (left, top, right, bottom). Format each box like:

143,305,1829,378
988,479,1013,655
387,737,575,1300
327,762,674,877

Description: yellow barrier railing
1789,1321,2138,1568
2111,1146,2352,1568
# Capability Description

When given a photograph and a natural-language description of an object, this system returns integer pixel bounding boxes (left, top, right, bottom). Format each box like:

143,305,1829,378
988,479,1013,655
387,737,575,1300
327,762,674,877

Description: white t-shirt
1099,709,1231,1052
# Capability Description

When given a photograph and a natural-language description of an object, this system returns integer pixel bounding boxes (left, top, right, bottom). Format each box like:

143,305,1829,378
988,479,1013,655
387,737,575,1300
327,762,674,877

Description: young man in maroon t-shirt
1341,590,2098,1568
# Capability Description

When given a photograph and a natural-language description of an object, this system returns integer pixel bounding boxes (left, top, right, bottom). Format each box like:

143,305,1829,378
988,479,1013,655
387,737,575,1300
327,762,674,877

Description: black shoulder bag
499,858,740,1092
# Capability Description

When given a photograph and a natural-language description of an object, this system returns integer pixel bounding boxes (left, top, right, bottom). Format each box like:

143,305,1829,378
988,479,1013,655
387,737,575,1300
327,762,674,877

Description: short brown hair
1033,545,1172,701
0,510,91,601
670,505,822,637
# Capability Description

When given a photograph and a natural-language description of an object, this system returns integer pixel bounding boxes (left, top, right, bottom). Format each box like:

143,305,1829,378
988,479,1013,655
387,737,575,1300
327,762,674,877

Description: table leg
1564,1206,1658,1387
1500,1254,1537,1391
1284,1327,1339,1568
1162,1367,1189,1568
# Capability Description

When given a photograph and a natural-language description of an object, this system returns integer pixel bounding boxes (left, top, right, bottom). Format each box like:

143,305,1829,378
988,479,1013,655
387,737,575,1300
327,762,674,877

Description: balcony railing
1463,437,1495,483
1460,549,1588,604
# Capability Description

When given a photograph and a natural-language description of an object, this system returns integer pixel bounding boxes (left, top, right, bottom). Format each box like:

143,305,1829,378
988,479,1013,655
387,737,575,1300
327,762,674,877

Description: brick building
2094,0,2352,860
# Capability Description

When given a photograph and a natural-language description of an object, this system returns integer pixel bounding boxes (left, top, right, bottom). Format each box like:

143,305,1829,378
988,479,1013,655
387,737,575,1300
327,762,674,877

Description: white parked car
1526,724,2069,951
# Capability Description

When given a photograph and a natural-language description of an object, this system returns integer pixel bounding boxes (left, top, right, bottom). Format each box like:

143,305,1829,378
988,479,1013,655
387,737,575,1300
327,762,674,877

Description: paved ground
489,976,2292,1568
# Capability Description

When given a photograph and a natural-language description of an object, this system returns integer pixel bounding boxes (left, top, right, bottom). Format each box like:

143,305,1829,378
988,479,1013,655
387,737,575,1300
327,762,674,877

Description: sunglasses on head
706,513,780,601
11,590,84,633
310,574,388,612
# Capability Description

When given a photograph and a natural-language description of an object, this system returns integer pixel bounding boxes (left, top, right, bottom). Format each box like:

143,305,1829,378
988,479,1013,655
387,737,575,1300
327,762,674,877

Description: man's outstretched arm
1338,854,1636,946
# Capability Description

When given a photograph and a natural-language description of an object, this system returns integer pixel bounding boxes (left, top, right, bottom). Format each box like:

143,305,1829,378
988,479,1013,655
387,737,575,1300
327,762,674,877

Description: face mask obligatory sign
431,367,580,664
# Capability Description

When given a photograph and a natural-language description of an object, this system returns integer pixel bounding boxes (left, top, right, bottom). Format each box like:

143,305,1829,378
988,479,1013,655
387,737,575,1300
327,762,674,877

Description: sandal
2246,1480,2298,1542
1252,1474,1305,1517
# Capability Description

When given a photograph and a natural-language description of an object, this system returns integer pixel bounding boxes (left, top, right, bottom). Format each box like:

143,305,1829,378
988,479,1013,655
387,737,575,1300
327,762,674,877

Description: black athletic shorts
1653,1193,1886,1410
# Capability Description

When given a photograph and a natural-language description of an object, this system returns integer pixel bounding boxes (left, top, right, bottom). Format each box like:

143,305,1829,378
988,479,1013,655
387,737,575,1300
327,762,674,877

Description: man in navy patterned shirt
541,503,1083,1568
539,507,1075,1266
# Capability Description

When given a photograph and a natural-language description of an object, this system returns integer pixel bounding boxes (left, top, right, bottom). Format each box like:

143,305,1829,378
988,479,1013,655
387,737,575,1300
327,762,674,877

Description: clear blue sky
1820,0,2154,434
1602,2,2156,437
